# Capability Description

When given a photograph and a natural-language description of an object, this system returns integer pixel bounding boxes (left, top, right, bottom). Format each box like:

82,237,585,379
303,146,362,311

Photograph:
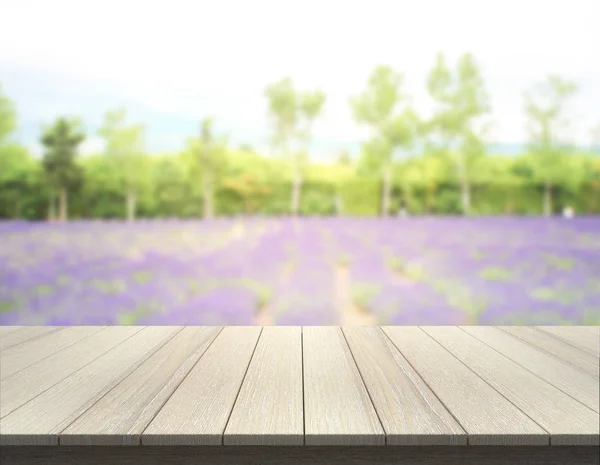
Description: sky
1,0,599,160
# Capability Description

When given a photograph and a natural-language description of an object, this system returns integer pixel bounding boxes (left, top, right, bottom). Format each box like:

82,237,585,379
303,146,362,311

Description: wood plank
382,326,548,446
0,326,182,446
303,326,384,446
0,326,24,337
0,326,144,418
535,326,600,356
342,326,467,445
461,326,599,413
142,326,262,446
422,326,599,446
0,327,63,352
2,446,598,465
60,326,223,445
498,326,599,378
224,327,303,446
1,327,106,380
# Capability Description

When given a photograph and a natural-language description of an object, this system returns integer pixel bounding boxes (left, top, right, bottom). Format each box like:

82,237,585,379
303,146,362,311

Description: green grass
387,256,405,273
480,267,513,281
55,274,71,285
117,304,155,325
0,301,14,313
543,254,574,270
529,287,575,304
35,284,55,296
351,283,380,310
387,257,425,280
239,279,272,309
338,253,351,267
582,309,600,325
92,278,127,294
132,271,152,284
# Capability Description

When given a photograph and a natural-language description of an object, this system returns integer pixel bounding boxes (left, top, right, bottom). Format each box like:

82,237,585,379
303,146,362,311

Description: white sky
1,0,599,157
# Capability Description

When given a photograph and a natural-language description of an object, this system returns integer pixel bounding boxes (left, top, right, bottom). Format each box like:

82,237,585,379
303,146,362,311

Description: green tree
351,65,404,215
200,117,216,218
183,117,229,218
590,123,600,154
425,53,491,215
0,144,38,218
264,78,321,215
524,75,577,216
294,90,326,214
0,84,17,144
382,107,420,211
40,117,86,221
98,108,146,221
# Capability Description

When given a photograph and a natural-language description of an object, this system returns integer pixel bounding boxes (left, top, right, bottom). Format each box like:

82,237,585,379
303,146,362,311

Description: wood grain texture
382,326,548,446
2,446,599,465
224,326,303,446
1,327,106,380
0,326,143,418
0,327,182,446
535,326,600,356
0,327,63,352
461,326,599,413
582,326,599,335
422,326,599,446
60,326,222,445
303,326,385,446
1,325,596,450
342,326,467,446
142,326,262,446
498,326,599,378
0,327,24,338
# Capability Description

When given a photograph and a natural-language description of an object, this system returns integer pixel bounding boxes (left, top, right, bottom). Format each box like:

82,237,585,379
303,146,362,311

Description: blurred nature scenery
0,0,599,326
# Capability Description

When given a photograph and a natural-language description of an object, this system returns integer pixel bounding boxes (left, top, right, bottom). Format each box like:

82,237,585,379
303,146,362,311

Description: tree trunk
290,168,302,216
381,166,392,216
47,195,56,221
426,183,437,213
457,155,470,215
461,178,471,215
334,192,342,215
14,199,22,219
58,187,68,221
202,170,214,219
543,180,552,217
126,186,137,222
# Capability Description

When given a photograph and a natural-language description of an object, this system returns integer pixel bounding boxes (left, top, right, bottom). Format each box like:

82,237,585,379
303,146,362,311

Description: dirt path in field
254,262,294,326
334,265,378,326
255,306,273,325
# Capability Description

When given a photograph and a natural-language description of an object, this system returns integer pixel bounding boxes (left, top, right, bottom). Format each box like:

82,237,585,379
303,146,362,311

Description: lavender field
0,217,599,326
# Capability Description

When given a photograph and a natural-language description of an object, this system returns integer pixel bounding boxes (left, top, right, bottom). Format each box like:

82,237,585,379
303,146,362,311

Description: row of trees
1,53,599,220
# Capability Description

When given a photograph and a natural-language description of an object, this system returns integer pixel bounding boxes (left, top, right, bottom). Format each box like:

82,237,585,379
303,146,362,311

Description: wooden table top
0,325,598,447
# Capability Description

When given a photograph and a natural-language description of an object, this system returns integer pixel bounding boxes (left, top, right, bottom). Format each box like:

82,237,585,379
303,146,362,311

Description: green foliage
338,177,381,215
525,75,578,184
524,75,578,215
0,84,17,144
350,66,403,128
264,78,298,153
0,143,40,218
40,117,86,191
299,183,335,215
98,108,146,187
425,53,491,214
1,62,598,220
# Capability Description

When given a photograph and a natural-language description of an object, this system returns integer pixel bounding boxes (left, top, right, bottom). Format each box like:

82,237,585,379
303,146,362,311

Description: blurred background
0,0,599,326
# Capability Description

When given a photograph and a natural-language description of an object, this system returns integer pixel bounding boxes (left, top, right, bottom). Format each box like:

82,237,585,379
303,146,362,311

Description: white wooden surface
0,325,598,447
